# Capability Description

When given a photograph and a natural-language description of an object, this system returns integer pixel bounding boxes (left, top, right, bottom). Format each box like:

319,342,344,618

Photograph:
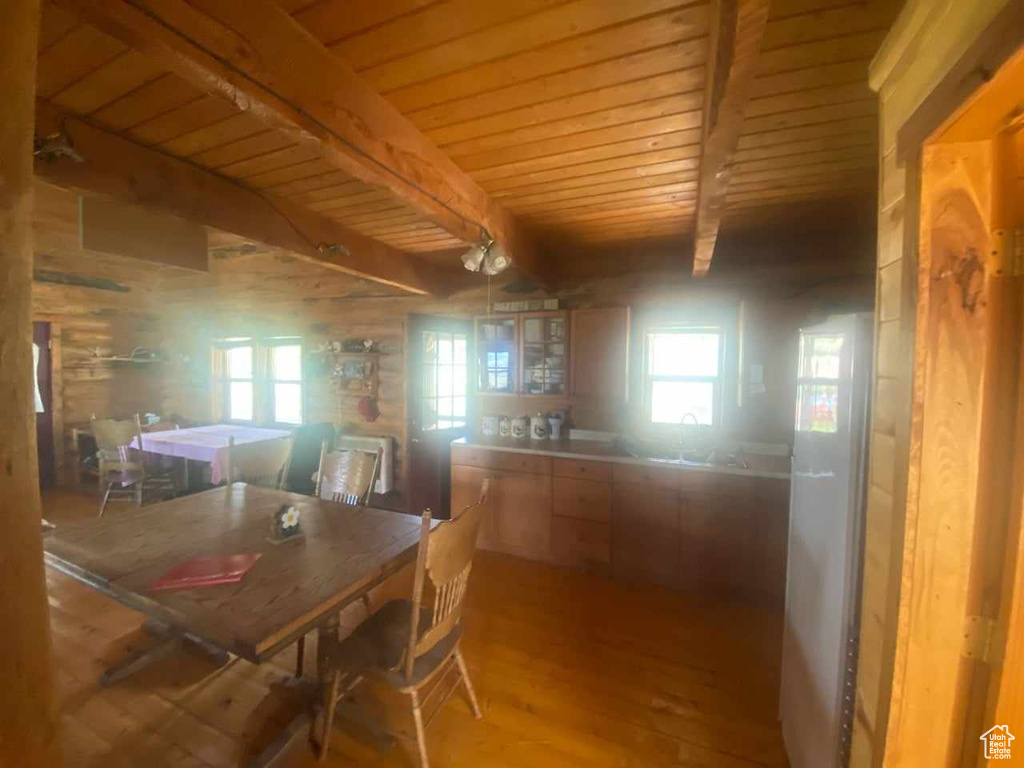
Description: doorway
33,322,56,489
406,314,472,520
882,43,1024,767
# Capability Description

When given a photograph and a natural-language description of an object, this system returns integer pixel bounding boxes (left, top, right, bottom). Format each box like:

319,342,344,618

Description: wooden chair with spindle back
291,440,384,679
315,480,490,765
224,435,293,489
314,438,382,506
91,414,177,517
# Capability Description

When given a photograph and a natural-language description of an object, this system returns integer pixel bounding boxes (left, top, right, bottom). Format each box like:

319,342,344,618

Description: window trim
642,325,725,428
213,336,304,427
266,337,304,427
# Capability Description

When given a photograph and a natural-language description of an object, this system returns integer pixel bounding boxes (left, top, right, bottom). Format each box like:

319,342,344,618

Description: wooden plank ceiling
36,0,899,275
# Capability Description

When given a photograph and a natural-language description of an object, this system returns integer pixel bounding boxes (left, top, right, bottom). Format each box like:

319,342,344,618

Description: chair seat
102,469,176,488
102,470,144,488
323,599,461,687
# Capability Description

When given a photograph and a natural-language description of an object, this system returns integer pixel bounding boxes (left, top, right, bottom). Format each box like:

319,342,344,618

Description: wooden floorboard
42,488,788,767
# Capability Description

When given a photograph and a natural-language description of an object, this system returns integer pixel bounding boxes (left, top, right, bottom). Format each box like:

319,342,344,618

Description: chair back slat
225,436,293,489
404,479,489,680
91,414,145,475
315,444,381,506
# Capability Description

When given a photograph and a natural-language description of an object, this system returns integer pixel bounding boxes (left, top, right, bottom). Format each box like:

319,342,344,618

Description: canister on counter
498,415,510,437
510,416,528,439
530,413,548,440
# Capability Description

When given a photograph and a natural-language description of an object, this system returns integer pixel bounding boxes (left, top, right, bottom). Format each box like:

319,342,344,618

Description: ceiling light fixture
461,243,486,272
461,236,511,275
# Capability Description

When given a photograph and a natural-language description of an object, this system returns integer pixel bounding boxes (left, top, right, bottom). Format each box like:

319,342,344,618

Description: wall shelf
92,356,162,364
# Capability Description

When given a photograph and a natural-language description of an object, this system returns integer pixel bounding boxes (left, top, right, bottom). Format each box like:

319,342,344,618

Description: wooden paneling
35,0,896,259
32,182,166,467
35,107,446,294
854,3,1017,766
57,0,546,283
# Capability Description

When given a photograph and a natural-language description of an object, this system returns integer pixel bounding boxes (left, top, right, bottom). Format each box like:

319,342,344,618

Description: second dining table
131,424,292,486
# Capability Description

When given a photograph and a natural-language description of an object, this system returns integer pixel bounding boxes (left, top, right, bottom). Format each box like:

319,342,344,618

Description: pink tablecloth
132,425,290,484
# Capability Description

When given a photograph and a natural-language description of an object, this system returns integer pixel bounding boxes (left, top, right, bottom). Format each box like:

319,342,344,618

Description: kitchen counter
452,435,791,480
451,433,791,602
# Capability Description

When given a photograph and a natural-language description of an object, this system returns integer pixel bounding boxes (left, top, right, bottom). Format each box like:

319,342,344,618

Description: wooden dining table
43,483,429,763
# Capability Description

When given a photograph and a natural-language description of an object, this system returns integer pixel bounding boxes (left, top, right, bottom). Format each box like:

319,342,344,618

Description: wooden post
0,0,62,763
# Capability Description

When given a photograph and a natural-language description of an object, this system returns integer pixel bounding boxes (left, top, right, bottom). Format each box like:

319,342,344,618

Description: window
795,333,843,433
421,330,468,430
270,343,303,425
225,344,254,421
215,337,303,425
644,327,723,426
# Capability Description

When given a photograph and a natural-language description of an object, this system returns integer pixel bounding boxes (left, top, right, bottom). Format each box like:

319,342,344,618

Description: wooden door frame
880,20,1024,765
31,316,64,479
403,313,474,516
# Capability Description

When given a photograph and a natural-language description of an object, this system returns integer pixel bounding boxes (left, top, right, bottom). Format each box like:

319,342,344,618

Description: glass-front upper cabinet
520,311,568,395
475,315,517,393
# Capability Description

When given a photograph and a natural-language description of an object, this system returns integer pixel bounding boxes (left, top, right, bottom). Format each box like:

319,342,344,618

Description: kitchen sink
615,437,748,469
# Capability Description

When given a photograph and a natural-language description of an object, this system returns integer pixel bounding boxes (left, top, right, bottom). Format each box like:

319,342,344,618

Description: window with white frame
644,327,723,426
215,337,303,425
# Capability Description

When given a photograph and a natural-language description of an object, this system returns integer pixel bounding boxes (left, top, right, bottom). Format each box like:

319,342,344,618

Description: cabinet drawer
552,457,612,482
551,515,611,566
552,477,611,523
612,462,680,490
451,445,551,475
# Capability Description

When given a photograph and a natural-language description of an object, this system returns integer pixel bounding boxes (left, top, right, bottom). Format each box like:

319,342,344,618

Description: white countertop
453,436,791,480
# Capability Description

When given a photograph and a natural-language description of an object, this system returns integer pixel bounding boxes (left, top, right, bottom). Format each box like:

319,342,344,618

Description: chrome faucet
679,412,699,459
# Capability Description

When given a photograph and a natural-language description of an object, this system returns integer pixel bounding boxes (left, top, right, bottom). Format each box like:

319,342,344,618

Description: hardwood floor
43,488,788,768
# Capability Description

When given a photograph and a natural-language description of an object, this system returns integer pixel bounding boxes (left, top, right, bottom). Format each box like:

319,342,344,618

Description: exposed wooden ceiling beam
34,103,449,295
691,0,770,276
55,0,547,286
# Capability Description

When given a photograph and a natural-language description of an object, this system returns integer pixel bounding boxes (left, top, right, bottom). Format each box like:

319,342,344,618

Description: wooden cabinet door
551,515,611,569
611,483,680,587
683,490,758,593
450,464,499,550
570,307,630,400
496,469,552,559
754,478,790,602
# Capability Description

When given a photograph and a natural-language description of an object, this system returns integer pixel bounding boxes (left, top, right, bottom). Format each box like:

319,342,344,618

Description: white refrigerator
779,313,873,768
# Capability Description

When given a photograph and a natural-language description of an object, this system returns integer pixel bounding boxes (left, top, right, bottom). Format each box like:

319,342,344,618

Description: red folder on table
153,553,262,591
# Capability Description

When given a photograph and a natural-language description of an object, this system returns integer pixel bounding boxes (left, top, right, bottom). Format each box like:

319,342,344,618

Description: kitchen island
451,435,790,602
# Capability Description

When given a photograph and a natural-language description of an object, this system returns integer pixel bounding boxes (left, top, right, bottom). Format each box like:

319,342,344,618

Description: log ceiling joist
691,0,770,276
34,103,448,295
54,0,547,286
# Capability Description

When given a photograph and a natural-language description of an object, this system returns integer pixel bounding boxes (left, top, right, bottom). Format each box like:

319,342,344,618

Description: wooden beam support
0,1,63,763
55,0,547,287
34,104,449,295
691,0,770,276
